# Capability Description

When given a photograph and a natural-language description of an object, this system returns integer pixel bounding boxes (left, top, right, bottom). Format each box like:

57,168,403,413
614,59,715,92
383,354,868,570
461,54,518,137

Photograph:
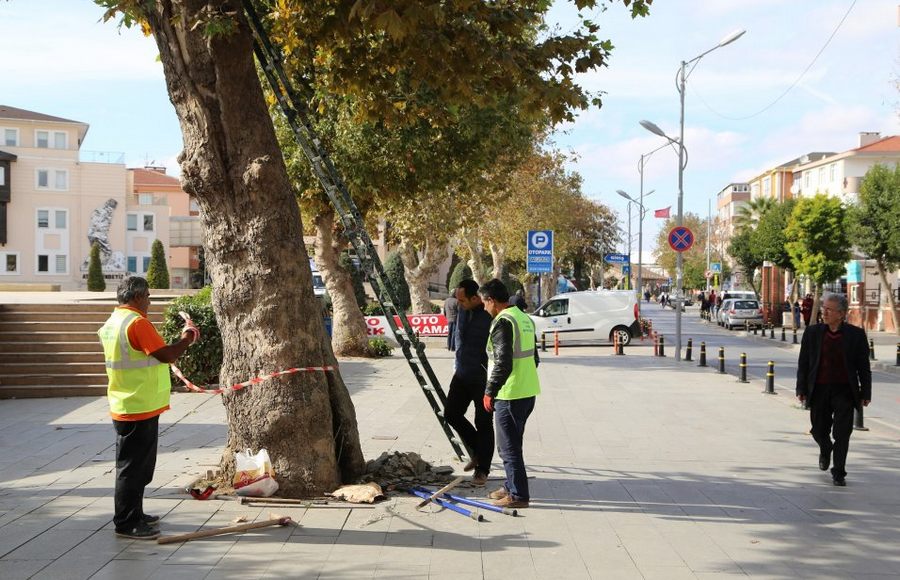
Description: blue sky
1,1,897,259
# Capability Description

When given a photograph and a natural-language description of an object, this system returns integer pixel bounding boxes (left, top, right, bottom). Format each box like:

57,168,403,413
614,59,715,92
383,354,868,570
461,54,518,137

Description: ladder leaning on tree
241,0,465,460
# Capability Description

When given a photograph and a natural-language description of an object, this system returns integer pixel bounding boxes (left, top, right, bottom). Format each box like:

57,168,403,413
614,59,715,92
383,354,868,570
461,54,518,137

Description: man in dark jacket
444,279,493,486
796,293,871,486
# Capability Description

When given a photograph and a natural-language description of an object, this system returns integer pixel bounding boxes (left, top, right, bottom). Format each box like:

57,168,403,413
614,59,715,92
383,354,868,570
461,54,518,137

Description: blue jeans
494,397,536,501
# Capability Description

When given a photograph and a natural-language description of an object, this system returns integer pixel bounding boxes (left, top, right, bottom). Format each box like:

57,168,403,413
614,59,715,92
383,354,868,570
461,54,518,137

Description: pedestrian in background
98,276,198,539
443,292,459,351
512,289,528,312
479,279,541,509
801,293,813,327
796,293,871,486
793,300,802,329
445,279,493,486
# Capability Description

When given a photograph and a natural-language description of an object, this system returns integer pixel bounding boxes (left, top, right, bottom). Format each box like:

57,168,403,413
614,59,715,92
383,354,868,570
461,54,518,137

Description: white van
530,290,641,346
309,259,326,297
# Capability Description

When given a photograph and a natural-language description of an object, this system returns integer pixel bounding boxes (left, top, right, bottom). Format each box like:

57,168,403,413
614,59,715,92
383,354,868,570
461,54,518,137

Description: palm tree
733,197,777,233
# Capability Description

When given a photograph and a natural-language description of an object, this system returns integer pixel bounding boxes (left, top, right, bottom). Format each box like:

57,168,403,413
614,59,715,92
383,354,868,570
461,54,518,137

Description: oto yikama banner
365,315,449,341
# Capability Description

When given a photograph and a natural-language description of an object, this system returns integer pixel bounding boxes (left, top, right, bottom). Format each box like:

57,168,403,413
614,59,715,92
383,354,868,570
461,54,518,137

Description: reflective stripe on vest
98,308,171,416
487,307,541,400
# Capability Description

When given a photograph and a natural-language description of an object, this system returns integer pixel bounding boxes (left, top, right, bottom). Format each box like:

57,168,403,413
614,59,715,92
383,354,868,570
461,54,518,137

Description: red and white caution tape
173,311,335,395
171,363,336,395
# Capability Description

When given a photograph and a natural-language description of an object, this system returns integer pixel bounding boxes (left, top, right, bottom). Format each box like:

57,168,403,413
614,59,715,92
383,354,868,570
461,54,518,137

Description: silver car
721,299,764,330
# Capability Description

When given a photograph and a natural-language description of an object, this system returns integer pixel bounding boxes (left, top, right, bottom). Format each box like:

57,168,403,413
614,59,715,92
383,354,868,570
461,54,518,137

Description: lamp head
718,29,746,47
640,120,666,138
616,190,632,201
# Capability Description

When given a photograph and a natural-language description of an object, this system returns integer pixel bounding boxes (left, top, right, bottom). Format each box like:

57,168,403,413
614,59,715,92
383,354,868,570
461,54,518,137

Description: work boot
115,521,160,540
463,458,477,472
488,487,508,500
492,495,529,509
143,514,161,527
471,472,488,486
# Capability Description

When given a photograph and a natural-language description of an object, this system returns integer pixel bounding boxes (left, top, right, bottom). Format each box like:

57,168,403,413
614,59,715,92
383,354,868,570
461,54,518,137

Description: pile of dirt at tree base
359,451,455,489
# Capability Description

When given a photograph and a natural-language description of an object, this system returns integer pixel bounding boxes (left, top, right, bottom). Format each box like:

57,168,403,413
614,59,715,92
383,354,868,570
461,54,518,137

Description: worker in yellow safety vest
478,278,540,509
98,276,197,540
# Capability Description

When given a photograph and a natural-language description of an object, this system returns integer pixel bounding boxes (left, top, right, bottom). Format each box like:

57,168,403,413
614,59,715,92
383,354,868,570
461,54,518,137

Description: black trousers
113,416,159,530
444,373,494,474
809,383,855,478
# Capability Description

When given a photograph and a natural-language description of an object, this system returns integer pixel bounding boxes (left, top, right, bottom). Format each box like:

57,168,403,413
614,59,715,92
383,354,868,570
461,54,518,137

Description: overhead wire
691,0,857,121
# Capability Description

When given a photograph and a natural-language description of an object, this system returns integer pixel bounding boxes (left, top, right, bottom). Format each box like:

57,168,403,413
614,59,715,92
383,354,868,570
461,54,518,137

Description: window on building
763,177,771,197
3,129,17,146
127,256,137,272
37,169,49,188
37,210,49,228
1,253,18,274
829,163,836,182
127,214,137,231
54,210,66,229
54,170,68,190
0,166,5,187
143,214,154,232
142,256,151,272
37,255,49,272
818,167,825,185
53,131,67,150
804,171,810,188
139,193,154,206
36,130,49,148
55,255,67,273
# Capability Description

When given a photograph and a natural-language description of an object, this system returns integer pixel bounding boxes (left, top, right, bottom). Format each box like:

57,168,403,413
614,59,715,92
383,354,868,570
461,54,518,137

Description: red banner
365,315,449,339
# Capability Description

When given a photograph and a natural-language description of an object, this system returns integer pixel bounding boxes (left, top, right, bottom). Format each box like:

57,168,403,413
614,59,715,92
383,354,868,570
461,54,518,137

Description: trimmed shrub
368,337,394,357
448,261,472,292
383,251,411,311
146,239,170,289
87,242,105,292
160,287,222,387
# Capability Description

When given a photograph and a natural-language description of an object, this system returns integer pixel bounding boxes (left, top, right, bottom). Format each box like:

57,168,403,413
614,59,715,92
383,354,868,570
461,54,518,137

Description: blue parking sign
527,230,553,273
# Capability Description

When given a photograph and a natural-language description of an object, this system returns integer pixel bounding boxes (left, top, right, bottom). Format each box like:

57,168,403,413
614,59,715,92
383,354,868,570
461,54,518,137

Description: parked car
721,299,764,330
530,290,641,346
715,298,735,326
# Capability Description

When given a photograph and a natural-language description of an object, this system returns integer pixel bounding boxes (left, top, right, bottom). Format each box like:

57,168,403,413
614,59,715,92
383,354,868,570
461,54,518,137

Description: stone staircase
0,302,167,398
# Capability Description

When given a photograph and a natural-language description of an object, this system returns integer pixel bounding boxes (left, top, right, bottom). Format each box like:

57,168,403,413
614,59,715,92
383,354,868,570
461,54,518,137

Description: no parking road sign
667,226,695,253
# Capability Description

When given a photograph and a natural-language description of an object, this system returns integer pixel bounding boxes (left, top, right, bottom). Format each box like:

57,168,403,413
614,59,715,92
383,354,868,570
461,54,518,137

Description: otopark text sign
526,230,554,273
667,226,695,253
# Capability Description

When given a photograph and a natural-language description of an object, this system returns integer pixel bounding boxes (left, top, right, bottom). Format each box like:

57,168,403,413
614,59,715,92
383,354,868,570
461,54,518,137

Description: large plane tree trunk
313,209,371,355
141,1,365,496
399,239,446,314
876,260,899,335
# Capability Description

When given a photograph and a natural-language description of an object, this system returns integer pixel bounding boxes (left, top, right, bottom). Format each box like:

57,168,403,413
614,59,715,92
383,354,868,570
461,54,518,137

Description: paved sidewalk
1,346,899,579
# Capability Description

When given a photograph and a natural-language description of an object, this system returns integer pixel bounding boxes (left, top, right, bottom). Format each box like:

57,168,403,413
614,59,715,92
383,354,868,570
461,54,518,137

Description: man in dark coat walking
796,293,871,486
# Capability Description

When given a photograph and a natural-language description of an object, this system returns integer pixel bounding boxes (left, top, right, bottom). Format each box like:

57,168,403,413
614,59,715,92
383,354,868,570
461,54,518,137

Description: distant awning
0,150,16,161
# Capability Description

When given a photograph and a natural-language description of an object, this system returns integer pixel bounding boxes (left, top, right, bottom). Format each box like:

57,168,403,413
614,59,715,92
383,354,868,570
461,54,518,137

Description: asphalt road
638,303,900,434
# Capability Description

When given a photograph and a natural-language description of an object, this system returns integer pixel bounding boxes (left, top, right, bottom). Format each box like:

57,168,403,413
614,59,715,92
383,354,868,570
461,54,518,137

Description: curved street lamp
640,29,746,361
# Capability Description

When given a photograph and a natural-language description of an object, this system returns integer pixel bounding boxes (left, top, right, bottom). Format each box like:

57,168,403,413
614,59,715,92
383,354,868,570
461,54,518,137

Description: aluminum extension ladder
242,1,465,460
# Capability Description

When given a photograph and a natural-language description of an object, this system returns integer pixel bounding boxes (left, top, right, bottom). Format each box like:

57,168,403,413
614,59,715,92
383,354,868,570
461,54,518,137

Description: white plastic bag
233,448,279,497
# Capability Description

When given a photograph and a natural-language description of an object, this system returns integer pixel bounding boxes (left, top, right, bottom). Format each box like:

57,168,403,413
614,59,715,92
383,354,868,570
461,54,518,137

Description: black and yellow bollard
614,332,625,356
896,343,899,367
869,339,876,361
753,325,758,336
698,342,707,367
718,346,726,374
685,338,693,362
793,327,798,344
781,326,786,342
738,352,749,383
744,320,749,334
659,334,666,357
854,407,869,432
764,361,776,394
541,333,547,353
769,324,775,339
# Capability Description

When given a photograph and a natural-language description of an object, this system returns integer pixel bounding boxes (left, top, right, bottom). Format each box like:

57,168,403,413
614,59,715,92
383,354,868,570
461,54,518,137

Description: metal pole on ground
407,488,483,521
764,361,776,394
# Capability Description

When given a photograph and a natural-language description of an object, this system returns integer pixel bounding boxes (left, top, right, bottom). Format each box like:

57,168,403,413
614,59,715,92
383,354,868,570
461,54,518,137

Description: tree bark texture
489,241,505,281
461,230,488,287
876,262,900,335
399,239,446,314
313,210,371,355
142,1,365,495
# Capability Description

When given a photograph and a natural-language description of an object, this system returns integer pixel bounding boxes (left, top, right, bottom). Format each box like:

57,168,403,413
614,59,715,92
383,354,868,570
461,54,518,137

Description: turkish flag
654,207,671,218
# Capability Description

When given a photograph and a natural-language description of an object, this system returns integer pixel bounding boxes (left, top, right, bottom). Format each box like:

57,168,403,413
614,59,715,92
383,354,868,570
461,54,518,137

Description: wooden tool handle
157,516,291,544
416,476,465,509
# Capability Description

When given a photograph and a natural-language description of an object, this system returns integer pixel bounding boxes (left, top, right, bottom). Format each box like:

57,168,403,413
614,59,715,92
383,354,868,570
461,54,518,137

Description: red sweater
816,328,849,385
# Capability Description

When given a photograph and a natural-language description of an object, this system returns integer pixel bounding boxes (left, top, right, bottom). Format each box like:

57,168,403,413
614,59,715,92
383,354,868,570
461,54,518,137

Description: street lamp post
618,187,654,314
640,29,745,361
